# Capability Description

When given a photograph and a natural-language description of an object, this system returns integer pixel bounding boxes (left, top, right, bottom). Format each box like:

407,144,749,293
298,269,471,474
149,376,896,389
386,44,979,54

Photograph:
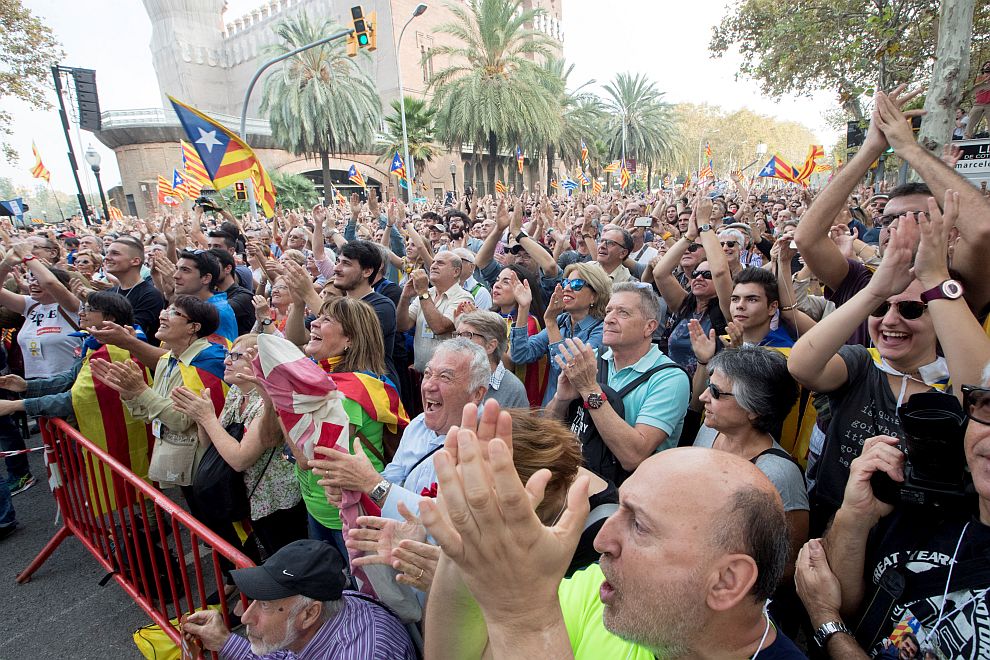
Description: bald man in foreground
419,401,806,659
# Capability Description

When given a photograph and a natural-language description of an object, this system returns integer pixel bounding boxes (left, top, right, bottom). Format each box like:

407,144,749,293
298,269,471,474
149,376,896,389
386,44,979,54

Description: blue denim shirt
509,313,604,405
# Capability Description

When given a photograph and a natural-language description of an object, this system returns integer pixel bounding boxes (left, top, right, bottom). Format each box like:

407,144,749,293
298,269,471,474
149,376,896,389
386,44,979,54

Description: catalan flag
814,162,833,173
180,139,211,187
504,315,548,407
108,205,124,221
579,171,591,186
331,186,347,205
758,154,801,185
795,144,826,182
157,175,181,206
516,146,524,174
168,96,277,218
172,169,189,200
580,139,588,163
698,163,714,179
591,179,603,195
603,160,620,173
550,178,559,191
389,152,407,183
619,166,631,189
30,142,50,183
704,142,713,161
348,164,367,190
495,179,508,195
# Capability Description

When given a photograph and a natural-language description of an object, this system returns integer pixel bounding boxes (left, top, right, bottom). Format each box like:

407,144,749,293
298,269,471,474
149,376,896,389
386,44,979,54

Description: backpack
567,355,689,486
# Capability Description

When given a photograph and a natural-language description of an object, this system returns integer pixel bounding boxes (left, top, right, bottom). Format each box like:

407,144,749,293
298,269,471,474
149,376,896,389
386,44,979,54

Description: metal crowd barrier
16,418,254,659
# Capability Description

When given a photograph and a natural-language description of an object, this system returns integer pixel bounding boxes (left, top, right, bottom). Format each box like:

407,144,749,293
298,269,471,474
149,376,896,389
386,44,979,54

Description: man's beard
247,620,300,656
450,229,464,240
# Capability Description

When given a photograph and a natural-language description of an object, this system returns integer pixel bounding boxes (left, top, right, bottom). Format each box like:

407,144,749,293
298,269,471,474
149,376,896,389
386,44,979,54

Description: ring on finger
416,566,425,579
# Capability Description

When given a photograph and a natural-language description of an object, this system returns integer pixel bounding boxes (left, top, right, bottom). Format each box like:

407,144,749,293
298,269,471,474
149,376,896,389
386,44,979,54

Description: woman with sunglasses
171,334,307,556
510,261,611,405
653,197,733,371
491,265,549,407
789,192,990,535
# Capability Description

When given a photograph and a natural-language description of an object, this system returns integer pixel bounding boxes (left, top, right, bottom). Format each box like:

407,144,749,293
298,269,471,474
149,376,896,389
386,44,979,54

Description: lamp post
741,143,769,173
84,145,111,224
396,3,428,202
450,162,457,197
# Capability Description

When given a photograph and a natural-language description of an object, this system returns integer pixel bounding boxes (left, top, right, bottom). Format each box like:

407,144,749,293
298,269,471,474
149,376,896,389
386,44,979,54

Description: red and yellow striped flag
591,179,603,195
108,205,123,221
30,142,50,183
495,179,508,195
619,167,631,189
603,160,620,173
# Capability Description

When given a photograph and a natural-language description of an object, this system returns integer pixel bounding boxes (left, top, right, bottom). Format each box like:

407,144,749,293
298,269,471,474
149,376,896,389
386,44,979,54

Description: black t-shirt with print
111,278,165,342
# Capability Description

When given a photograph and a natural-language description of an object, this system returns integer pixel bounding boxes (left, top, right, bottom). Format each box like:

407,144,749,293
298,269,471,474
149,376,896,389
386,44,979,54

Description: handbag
190,421,250,523
147,432,200,487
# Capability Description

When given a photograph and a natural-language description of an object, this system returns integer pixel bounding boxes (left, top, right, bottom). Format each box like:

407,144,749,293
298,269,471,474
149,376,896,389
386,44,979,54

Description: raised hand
687,319,717,364
912,190,957,288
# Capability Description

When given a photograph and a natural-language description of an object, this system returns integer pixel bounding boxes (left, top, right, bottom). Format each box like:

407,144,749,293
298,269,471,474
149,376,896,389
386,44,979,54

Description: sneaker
9,474,37,496
0,523,17,541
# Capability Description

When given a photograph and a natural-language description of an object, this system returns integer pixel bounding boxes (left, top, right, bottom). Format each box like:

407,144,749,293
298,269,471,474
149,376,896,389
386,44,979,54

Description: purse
190,421,249,523
147,432,200,487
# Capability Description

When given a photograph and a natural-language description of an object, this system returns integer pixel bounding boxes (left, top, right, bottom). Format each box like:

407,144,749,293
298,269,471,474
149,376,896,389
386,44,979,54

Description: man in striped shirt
182,540,415,659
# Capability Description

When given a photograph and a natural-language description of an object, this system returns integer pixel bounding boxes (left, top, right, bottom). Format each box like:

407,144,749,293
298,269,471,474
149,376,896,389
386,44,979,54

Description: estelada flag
795,144,825,182
348,164,367,189
390,152,407,182
603,160,620,173
758,154,801,185
550,178,559,191
180,139,211,187
71,343,154,515
169,96,276,217
174,342,229,415
516,146,524,174
30,142,50,183
580,139,588,163
172,169,188,200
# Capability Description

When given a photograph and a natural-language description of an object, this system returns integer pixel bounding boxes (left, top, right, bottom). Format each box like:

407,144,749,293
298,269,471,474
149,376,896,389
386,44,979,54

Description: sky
2,0,839,196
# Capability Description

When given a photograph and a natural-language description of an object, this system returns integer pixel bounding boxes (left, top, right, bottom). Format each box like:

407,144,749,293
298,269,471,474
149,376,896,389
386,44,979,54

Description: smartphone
634,217,653,228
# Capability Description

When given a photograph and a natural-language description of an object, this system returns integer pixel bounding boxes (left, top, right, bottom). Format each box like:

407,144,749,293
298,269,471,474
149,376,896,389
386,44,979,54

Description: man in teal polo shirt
548,282,690,474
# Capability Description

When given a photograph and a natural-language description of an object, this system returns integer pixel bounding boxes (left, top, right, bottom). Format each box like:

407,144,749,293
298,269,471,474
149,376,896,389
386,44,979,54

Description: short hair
112,235,145,259
64,237,80,249
172,294,220,338
208,247,235,275
456,310,508,362
505,409,582,525
86,291,134,326
339,240,383,285
718,228,747,247
611,281,660,321
73,249,103,268
281,249,307,266
564,262,612,320
207,230,236,250
711,486,789,601
708,348,797,434
888,182,932,201
445,209,472,228
178,249,221,288
318,296,386,376
732,267,780,306
604,226,634,252
422,211,440,223
431,337,491,392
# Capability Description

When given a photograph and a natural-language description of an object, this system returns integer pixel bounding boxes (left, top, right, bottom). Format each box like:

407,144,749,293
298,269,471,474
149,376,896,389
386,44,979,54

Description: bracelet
696,361,708,366
780,304,796,311
21,255,35,263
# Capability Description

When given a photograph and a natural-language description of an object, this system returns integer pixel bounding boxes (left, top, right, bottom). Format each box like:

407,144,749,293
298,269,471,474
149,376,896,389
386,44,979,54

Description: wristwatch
699,224,713,233
260,318,274,327
419,292,431,300
920,279,964,303
369,479,391,505
813,620,852,648
583,391,607,410
515,231,529,244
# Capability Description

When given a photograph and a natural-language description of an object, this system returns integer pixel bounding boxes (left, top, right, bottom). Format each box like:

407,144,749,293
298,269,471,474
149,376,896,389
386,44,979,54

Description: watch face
943,280,963,299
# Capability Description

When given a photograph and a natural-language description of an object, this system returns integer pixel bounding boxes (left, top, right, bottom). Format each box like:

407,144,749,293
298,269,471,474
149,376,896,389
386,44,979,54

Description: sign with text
954,139,990,184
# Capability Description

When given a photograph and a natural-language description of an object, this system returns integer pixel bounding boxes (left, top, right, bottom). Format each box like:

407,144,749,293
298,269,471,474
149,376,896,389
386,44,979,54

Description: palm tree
602,72,677,191
427,0,560,195
539,57,606,189
261,13,381,205
376,96,438,182
271,171,319,209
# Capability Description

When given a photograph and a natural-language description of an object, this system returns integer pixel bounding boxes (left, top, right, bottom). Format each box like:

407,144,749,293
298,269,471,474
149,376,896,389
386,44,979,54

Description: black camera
871,391,974,509
194,195,219,212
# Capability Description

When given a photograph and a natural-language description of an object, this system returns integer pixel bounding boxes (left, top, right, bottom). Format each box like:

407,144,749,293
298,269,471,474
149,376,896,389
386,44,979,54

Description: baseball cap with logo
230,539,346,601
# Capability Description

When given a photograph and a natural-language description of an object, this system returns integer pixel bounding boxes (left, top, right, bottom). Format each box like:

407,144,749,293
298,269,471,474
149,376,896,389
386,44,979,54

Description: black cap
230,540,346,602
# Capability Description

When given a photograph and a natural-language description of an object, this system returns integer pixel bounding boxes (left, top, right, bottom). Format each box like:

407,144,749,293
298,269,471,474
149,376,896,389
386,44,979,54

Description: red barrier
17,418,255,659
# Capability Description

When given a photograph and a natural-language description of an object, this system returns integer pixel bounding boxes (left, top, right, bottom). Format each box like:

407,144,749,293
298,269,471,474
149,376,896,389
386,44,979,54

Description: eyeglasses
691,270,713,280
164,307,190,320
224,351,247,363
962,385,990,425
720,241,738,248
869,300,928,320
878,211,925,228
707,382,734,400
601,238,626,250
561,278,589,292
686,243,703,253
453,331,486,342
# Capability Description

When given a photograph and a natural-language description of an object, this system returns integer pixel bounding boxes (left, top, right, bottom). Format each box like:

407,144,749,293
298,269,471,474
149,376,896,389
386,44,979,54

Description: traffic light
351,6,370,46
348,6,376,54
235,182,247,200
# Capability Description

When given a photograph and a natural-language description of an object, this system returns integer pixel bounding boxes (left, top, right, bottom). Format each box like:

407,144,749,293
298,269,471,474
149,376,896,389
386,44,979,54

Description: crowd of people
2,86,990,659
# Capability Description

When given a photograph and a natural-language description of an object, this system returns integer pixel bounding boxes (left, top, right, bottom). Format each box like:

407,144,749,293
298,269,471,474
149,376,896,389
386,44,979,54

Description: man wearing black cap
182,540,415,659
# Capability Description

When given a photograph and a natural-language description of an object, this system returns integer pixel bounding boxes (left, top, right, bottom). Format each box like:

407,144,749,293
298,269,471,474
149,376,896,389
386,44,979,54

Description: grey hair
456,310,508,363
707,348,797,434
611,281,660,321
433,337,492,391
289,595,345,624
717,228,747,246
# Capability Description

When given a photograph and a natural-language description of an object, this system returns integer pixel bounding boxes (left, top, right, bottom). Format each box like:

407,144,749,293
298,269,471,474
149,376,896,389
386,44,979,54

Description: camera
871,391,974,509
194,195,219,212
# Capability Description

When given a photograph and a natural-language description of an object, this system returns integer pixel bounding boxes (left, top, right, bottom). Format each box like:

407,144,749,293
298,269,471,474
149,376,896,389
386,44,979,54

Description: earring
344,345,350,353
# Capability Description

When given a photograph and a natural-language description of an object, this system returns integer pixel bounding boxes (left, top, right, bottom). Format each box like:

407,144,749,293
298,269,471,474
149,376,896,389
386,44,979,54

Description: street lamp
396,3,428,202
84,145,110,224
742,143,770,173
450,162,457,197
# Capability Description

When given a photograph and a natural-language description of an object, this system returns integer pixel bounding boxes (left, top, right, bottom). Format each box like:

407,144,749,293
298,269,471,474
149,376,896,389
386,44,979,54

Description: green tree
271,171,318,209
538,57,605,189
427,0,560,195
261,13,381,205
602,72,678,192
376,96,438,183
1,1,63,161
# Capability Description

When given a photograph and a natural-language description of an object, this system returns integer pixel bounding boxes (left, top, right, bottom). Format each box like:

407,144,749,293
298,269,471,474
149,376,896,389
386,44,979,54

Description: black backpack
567,355,689,486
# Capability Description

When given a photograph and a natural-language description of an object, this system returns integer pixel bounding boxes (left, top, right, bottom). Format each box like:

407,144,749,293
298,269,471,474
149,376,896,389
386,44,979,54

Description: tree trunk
546,144,555,191
917,0,975,153
320,149,331,206
487,131,498,198
646,163,653,193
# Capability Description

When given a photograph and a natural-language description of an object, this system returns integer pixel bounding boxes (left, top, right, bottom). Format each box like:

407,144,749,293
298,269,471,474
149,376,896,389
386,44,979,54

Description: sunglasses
691,270,713,280
686,243,703,253
962,385,990,425
561,278,589,292
720,241,738,248
869,300,928,320
708,382,734,400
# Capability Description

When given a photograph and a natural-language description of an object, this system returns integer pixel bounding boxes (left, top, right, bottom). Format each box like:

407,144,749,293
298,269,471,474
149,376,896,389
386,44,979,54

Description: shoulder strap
614,362,689,400
751,447,796,465
407,444,444,479
346,591,404,623
57,307,80,332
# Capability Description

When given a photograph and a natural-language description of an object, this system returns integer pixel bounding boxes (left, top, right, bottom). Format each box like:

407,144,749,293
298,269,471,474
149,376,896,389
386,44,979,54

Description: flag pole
46,181,66,222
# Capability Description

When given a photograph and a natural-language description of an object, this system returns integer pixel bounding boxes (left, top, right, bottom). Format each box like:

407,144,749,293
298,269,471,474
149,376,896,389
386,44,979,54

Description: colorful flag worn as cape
603,160,620,173
348,164,367,190
580,139,589,163
72,343,154,514
515,146,524,174
168,96,276,217
318,370,409,436
494,179,507,195
176,342,229,415
30,142,50,183
591,179,603,195
504,314,549,407
181,139,211,187
758,155,801,185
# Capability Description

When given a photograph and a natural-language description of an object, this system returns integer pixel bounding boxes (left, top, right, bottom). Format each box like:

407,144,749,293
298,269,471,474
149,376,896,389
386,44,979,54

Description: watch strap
515,231,528,243
920,279,963,303
813,620,852,647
